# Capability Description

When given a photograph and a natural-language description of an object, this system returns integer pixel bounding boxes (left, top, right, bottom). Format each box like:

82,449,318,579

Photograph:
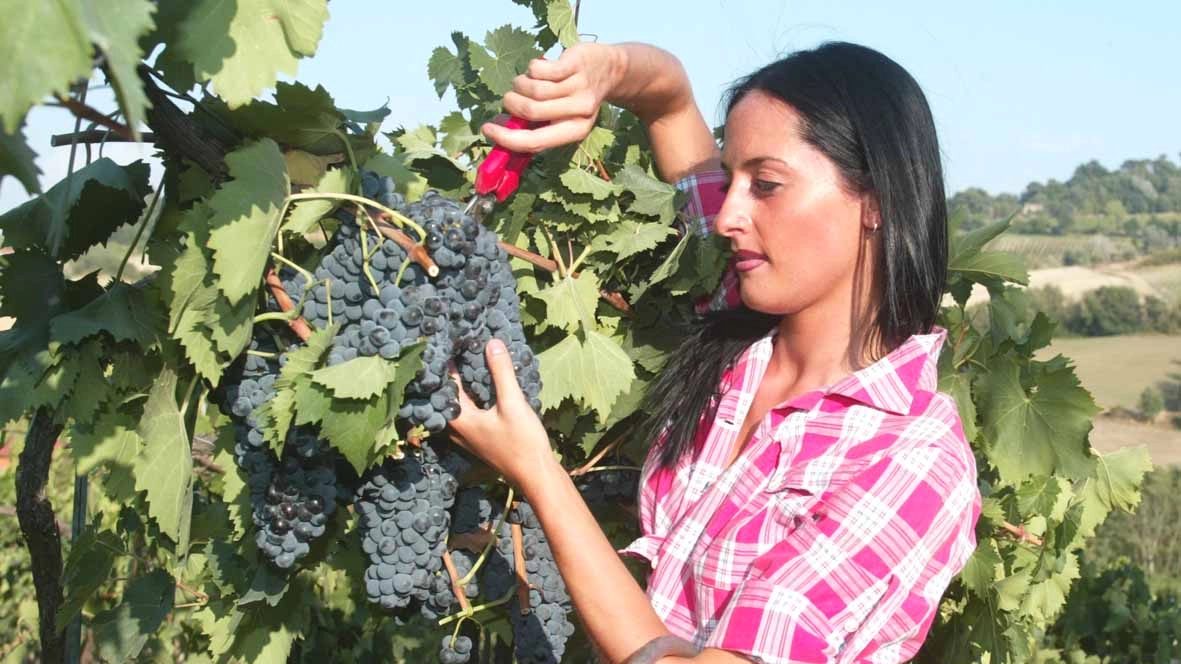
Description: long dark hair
640,42,948,469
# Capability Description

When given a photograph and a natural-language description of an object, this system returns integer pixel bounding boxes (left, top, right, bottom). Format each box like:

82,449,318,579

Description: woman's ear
860,193,881,232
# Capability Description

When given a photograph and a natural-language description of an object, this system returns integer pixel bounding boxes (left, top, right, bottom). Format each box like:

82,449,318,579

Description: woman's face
715,90,878,318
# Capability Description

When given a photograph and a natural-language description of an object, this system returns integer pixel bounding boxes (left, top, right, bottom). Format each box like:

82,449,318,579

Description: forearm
520,459,673,663
606,43,720,183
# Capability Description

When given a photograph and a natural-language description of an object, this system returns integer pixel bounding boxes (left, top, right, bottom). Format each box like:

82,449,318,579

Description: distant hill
949,153,1181,238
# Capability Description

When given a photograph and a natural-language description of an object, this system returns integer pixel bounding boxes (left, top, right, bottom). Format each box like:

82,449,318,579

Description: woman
449,41,981,664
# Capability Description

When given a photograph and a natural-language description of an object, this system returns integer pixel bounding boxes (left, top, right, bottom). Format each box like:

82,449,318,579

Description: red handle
475,116,543,202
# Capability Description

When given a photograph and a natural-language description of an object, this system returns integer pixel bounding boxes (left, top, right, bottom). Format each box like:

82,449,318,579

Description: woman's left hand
446,338,557,493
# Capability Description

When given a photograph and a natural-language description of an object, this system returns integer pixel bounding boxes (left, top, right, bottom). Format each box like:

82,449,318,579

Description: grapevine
0,0,1155,662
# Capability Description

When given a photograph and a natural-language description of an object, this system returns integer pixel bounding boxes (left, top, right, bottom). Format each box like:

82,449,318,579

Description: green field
1041,333,1181,409
1038,334,1181,467
986,233,1139,269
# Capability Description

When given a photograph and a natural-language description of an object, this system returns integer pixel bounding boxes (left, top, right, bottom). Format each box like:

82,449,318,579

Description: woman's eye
753,179,780,194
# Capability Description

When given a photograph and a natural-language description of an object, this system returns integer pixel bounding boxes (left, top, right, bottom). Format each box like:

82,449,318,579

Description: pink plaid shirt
618,170,982,663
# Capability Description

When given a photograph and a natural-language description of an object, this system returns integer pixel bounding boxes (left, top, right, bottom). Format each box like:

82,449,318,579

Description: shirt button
843,618,859,633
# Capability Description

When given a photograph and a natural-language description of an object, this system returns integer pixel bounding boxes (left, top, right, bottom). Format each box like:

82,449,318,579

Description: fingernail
488,339,506,356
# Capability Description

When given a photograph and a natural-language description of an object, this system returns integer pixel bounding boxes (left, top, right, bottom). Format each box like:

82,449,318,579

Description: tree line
951,153,1181,243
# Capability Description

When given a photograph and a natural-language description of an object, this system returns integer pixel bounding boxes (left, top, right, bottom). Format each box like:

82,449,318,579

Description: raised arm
481,42,721,183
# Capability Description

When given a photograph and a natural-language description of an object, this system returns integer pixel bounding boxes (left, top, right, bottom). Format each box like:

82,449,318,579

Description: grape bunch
438,634,474,664
353,442,468,614
214,338,341,569
294,174,541,435
575,464,642,508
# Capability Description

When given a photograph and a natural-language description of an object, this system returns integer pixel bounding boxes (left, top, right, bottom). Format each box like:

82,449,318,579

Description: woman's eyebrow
719,156,791,172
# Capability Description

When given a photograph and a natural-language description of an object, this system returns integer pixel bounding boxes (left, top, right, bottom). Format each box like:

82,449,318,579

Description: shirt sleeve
674,169,742,314
703,443,981,664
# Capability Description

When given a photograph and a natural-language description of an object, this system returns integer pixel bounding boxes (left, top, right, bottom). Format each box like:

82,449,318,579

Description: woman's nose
713,200,751,238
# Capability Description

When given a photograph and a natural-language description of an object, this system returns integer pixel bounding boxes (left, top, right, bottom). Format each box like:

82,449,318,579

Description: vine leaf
538,330,634,423
216,83,348,155
50,283,159,347
0,158,150,261
255,326,336,452
178,0,328,108
0,2,92,132
207,139,289,304
468,25,541,95
589,219,677,263
70,400,144,496
134,368,194,545
284,167,352,235
78,0,156,134
534,271,600,333
311,356,400,400
0,124,41,195
1072,445,1153,540
560,168,619,200
545,0,579,48
616,164,678,224
56,528,123,629
977,355,1098,485
90,569,174,664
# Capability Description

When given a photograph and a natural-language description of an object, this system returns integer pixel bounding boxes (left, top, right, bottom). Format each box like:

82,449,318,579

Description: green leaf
134,368,194,544
56,528,123,628
310,355,399,400
960,539,1002,596
589,219,677,263
50,283,159,346
538,330,635,423
255,326,335,451
439,112,480,157
1091,445,1153,513
78,0,156,134
951,217,1012,263
937,346,978,442
534,272,600,333
0,1,91,133
363,152,419,196
178,0,329,107
978,355,1099,485
427,46,463,98
0,124,41,194
72,410,142,502
206,139,289,303
90,570,174,664
215,83,347,155
284,167,351,235
1020,552,1080,622
468,25,541,95
0,158,150,260
560,168,618,200
616,164,677,224
340,102,391,125
545,0,579,47
949,250,1029,286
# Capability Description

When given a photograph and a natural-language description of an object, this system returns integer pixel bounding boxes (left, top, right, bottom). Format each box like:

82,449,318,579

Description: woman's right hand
481,42,625,154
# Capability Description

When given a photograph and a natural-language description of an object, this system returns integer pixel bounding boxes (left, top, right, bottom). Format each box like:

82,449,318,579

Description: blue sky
3,0,1177,212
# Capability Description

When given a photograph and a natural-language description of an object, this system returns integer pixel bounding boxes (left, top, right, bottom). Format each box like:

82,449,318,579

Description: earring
872,222,879,232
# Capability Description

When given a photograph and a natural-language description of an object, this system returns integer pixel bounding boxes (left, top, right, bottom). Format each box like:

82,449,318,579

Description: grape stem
1000,520,1044,547
263,268,312,341
454,487,515,587
511,520,531,613
442,548,474,613
355,206,383,295
437,586,518,627
570,431,629,477
372,217,439,277
496,241,633,316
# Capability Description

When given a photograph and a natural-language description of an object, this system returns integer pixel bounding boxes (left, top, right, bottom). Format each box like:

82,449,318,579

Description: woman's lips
733,250,767,273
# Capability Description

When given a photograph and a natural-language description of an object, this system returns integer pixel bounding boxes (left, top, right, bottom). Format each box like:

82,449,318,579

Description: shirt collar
750,326,947,417
822,327,947,415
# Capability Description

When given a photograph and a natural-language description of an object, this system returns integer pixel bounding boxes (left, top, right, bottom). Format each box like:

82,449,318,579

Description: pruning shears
464,116,544,220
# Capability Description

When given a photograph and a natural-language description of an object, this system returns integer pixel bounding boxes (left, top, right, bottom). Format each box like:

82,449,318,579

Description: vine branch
50,97,134,141
15,409,67,664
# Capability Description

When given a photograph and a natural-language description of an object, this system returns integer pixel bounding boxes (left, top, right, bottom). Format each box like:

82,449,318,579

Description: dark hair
640,42,948,469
